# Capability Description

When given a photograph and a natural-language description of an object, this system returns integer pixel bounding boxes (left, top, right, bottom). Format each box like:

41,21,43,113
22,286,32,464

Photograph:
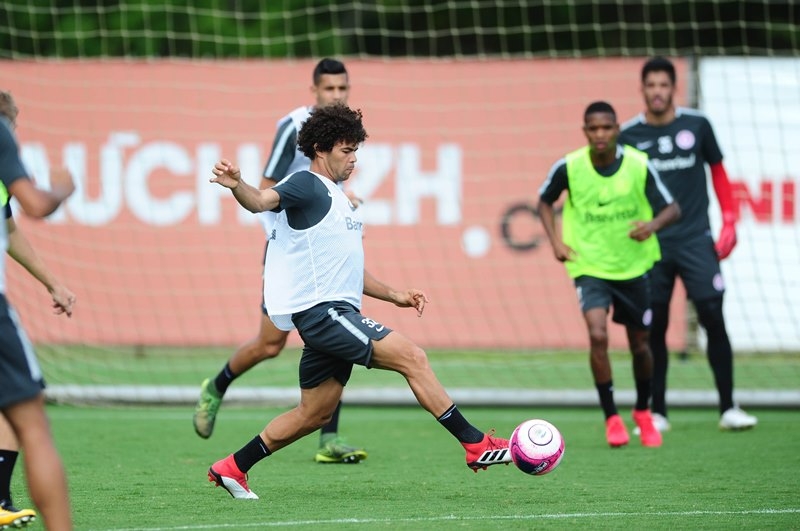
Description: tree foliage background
0,1,798,59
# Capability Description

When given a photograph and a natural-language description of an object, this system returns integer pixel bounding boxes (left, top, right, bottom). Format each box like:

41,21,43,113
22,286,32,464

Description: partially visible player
619,56,757,432
0,90,75,530
193,58,366,464
538,101,680,448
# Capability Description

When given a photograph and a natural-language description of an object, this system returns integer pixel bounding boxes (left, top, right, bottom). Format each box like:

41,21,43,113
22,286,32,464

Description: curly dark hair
0,91,18,125
297,103,368,160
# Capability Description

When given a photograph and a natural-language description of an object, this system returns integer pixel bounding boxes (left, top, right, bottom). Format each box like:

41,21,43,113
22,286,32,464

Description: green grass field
12,405,800,530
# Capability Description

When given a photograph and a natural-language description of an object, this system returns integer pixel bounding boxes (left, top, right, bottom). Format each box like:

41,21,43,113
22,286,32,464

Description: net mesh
0,1,797,406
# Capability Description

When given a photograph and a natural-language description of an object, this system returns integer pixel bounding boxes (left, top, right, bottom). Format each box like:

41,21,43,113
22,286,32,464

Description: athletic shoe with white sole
314,437,368,464
463,429,512,472
0,505,36,528
719,406,758,431
633,412,671,435
208,454,259,499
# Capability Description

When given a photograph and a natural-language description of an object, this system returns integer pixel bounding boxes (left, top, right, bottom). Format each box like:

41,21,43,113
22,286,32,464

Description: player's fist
715,222,737,260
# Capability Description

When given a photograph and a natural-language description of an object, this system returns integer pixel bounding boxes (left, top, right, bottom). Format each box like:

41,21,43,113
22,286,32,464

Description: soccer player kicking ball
538,101,680,448
194,58,366,464
206,103,510,499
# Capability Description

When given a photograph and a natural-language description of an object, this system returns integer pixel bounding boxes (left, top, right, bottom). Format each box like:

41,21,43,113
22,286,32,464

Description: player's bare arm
363,269,428,316
9,168,74,219
628,202,681,242
537,200,576,262
6,217,76,317
211,159,280,213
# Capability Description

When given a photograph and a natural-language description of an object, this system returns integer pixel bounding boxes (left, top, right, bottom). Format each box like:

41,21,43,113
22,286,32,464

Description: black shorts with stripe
574,274,653,330
0,294,45,409
291,301,392,389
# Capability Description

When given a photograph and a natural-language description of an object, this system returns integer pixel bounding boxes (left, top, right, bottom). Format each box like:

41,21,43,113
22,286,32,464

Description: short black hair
641,56,676,85
297,103,368,160
313,58,347,85
584,101,616,123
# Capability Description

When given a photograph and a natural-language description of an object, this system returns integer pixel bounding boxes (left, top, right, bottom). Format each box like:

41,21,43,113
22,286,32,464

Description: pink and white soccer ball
509,419,565,475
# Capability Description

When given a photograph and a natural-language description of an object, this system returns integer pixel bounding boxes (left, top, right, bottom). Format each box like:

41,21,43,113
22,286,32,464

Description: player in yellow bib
538,101,680,448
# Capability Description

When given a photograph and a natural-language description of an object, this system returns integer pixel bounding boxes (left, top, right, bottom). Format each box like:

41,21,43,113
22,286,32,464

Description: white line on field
89,508,800,531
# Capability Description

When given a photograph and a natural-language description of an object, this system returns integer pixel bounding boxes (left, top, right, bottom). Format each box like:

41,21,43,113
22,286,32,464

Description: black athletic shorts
652,232,725,304
574,274,653,330
291,301,393,389
0,295,45,409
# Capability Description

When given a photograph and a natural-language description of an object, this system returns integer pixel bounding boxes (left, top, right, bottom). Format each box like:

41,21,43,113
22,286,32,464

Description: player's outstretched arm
211,158,280,213
6,217,76,317
363,269,428,317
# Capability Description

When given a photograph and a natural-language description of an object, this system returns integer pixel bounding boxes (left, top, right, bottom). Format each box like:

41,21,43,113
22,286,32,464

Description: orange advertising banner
1,59,687,350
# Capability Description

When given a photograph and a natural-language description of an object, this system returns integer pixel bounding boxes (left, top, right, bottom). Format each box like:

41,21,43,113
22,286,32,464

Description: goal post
0,2,797,407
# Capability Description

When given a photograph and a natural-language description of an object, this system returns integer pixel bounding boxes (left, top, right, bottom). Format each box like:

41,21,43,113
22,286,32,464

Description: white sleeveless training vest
264,173,364,330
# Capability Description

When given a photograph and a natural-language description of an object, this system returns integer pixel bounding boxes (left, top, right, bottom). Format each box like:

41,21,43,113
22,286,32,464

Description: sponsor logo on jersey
583,207,639,223
650,154,697,172
635,140,654,150
345,217,363,231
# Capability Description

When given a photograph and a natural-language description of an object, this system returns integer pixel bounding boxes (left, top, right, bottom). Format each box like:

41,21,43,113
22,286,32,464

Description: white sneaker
719,406,758,431
633,412,671,436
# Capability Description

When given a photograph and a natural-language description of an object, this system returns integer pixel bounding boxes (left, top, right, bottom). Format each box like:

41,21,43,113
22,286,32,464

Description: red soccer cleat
208,454,259,499
463,429,513,472
632,409,663,448
605,414,630,448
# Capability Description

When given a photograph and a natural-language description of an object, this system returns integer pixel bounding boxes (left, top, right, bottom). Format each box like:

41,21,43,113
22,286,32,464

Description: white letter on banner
126,142,193,226
395,144,462,225
350,144,394,225
63,141,124,226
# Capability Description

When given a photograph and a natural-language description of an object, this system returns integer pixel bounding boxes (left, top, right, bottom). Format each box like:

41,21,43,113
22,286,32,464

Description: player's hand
629,220,655,241
49,167,76,200
50,284,76,318
552,241,576,262
715,222,737,260
391,289,429,316
210,159,243,190
345,190,363,209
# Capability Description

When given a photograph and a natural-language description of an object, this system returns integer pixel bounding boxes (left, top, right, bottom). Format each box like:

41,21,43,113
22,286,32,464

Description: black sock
233,435,271,473
596,381,618,419
213,363,237,396
320,401,342,436
0,450,17,507
319,401,342,445
437,404,484,444
650,302,670,417
634,378,651,411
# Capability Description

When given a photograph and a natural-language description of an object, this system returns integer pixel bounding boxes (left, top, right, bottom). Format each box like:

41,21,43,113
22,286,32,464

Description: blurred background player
193,58,367,464
207,104,510,499
538,101,680,448
619,56,758,432
0,90,75,530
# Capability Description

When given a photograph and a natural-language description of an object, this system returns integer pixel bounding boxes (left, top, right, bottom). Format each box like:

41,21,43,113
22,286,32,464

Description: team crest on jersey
676,130,695,150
